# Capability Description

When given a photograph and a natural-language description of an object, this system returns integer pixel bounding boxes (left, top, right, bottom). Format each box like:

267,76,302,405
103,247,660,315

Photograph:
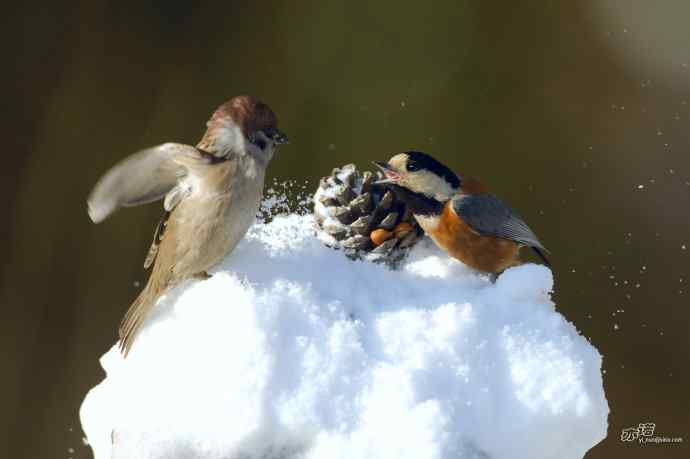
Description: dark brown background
2,1,688,457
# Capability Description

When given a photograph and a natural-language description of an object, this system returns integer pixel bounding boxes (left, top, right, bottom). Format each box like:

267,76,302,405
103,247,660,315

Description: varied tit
374,151,549,276
87,96,288,355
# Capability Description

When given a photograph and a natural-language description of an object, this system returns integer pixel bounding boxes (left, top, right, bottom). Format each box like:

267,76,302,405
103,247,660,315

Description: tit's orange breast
428,202,520,274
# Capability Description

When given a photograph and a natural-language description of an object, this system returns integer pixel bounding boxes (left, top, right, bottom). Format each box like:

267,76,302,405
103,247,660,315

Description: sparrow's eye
406,161,421,172
263,127,289,145
249,132,268,150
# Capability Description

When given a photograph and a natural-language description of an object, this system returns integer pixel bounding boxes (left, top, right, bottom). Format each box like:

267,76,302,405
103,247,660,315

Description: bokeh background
2,1,689,457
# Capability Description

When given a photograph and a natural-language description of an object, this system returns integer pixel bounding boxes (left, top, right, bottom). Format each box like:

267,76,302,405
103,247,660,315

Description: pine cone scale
314,163,423,267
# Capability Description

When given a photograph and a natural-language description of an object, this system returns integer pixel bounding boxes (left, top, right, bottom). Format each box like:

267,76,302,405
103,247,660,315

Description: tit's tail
119,282,164,356
532,246,551,268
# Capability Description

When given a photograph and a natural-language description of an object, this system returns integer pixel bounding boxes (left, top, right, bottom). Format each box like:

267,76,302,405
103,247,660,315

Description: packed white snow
80,206,608,459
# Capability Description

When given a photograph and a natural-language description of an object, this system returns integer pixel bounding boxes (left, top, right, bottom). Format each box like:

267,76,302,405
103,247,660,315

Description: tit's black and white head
374,151,460,202
198,95,289,164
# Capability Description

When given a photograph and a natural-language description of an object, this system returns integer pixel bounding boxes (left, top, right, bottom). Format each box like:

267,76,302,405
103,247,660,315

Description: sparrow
373,151,549,277
87,95,288,355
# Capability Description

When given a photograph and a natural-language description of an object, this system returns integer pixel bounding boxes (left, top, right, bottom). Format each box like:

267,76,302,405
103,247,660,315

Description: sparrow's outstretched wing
453,193,550,265
87,143,200,223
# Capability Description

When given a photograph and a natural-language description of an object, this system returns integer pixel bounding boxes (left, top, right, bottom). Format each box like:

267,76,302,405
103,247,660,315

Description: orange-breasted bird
374,151,549,276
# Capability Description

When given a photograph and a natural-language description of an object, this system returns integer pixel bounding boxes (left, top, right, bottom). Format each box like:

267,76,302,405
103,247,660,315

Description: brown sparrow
87,96,288,355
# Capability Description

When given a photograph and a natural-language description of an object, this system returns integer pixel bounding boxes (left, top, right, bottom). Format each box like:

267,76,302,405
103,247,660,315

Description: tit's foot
194,271,212,280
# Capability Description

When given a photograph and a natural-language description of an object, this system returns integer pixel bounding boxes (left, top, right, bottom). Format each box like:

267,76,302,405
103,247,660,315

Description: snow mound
81,212,608,459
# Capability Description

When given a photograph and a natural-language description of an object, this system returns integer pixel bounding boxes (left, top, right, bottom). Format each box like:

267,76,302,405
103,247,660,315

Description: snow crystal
81,205,608,459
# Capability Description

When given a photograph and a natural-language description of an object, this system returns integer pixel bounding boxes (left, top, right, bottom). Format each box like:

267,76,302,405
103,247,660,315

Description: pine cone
314,163,423,266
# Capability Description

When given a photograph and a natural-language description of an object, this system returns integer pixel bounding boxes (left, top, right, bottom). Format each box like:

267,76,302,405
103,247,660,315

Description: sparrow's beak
266,127,289,145
372,161,401,184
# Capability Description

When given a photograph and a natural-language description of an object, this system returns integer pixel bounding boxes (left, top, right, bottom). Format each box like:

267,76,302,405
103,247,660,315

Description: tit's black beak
264,127,289,145
372,161,401,185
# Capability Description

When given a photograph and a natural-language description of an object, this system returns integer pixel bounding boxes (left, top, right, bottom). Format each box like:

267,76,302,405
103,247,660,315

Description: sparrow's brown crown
210,95,279,137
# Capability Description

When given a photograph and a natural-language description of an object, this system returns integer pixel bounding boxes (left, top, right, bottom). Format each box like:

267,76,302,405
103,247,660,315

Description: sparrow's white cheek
214,124,248,154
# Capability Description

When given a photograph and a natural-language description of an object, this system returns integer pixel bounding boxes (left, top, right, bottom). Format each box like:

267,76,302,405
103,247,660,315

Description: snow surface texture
81,202,608,459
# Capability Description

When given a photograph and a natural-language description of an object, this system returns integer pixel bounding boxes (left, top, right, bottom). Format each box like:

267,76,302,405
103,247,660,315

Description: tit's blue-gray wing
452,193,547,251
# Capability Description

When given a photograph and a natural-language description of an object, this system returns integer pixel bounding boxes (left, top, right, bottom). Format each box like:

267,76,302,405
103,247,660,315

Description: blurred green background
2,1,689,457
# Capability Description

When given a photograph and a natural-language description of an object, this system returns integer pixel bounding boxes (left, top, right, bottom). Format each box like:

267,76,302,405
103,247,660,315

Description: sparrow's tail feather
118,282,164,356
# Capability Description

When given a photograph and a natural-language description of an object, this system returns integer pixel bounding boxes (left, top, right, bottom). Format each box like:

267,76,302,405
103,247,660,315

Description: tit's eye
406,161,421,172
